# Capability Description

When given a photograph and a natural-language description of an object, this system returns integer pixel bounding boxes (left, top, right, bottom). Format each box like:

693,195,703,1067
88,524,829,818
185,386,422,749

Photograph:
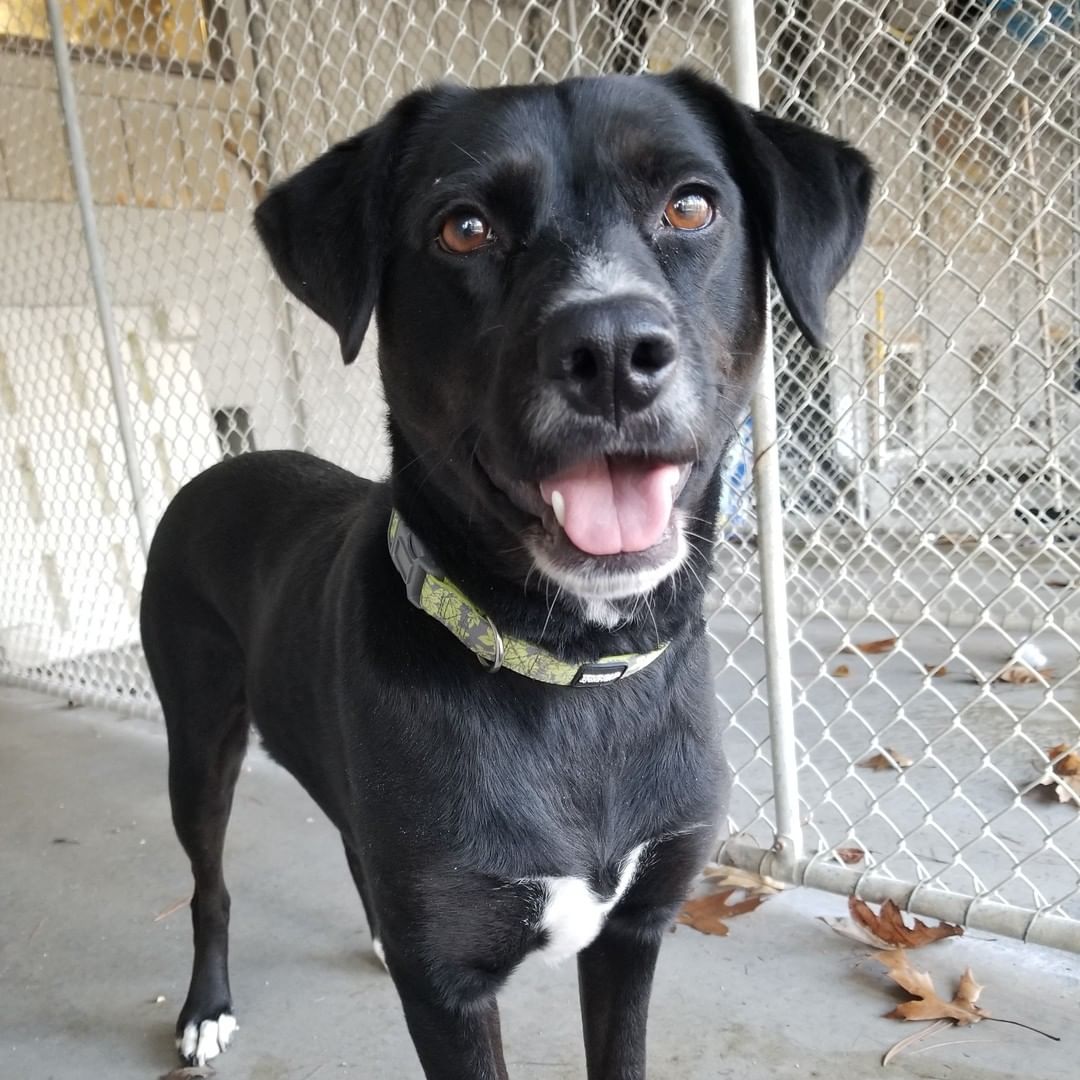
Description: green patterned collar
387,510,668,686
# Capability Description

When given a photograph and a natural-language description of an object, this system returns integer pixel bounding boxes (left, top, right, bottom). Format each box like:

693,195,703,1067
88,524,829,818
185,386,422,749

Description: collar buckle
388,511,442,609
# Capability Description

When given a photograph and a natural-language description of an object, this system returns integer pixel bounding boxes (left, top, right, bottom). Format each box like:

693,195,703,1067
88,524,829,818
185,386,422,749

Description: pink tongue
540,459,680,556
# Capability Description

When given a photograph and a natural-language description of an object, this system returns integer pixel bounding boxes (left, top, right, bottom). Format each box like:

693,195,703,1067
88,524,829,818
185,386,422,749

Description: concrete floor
709,607,1080,922
2,685,1078,1080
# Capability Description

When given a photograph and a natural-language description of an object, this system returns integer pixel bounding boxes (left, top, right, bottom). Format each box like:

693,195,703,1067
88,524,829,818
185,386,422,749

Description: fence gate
0,1,1077,950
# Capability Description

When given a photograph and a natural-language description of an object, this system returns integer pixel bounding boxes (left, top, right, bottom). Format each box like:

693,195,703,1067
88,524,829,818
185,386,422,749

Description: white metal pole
46,0,152,558
1018,93,1065,520
727,0,803,878
565,0,581,76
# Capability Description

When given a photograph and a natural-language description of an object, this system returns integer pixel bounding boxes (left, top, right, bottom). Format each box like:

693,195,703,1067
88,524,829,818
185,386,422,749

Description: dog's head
256,72,872,607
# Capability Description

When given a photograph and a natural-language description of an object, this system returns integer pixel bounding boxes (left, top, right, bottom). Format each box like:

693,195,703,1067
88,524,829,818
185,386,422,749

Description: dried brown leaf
699,864,786,895
1033,744,1080,805
1048,743,1080,777
875,950,986,1025
859,749,914,771
833,846,865,865
831,664,851,678
850,898,963,948
882,1018,951,1066
1032,774,1080,805
154,895,192,923
925,663,948,678
934,533,979,548
1044,578,1073,589
997,663,1052,685
676,887,768,936
842,637,897,655
819,914,891,949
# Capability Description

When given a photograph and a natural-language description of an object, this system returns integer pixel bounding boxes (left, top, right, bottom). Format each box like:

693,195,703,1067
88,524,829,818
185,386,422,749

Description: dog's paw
177,1012,238,1065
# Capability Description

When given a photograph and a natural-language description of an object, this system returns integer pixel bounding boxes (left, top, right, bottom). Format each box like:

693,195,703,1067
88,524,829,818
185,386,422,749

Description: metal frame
2,0,1078,954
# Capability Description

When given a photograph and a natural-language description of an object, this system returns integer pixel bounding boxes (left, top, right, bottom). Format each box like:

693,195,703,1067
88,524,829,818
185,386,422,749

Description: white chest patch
533,843,647,964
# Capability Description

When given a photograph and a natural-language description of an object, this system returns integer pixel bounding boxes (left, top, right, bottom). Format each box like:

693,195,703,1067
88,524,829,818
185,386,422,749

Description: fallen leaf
822,897,962,950
842,637,897,655
996,663,1053,685
160,1067,216,1079
1045,578,1073,589
700,864,786,895
934,533,979,547
1031,773,1080,805
1048,743,1080,776
882,1018,951,1066
820,913,891,949
153,895,192,923
1034,743,1080,804
875,950,986,1025
833,846,865,865
857,899,963,948
676,887,768,936
925,663,948,677
859,749,913,771
831,664,851,677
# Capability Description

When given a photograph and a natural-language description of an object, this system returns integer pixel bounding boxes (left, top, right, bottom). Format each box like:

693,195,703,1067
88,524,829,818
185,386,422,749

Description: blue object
718,414,754,537
982,1,1074,50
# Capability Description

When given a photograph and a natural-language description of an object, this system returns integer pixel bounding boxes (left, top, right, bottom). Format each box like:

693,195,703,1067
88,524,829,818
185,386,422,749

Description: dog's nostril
569,346,598,381
630,337,674,375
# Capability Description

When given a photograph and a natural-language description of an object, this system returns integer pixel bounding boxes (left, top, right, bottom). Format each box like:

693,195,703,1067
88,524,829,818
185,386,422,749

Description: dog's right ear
254,93,427,364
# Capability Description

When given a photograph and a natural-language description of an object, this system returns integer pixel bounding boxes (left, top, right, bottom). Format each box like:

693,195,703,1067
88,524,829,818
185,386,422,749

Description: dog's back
142,450,378,645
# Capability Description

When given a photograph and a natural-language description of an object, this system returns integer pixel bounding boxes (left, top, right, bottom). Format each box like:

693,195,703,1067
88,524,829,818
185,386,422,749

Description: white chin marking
528,514,689,602
177,1012,237,1065
534,843,646,965
580,598,622,627
372,937,389,971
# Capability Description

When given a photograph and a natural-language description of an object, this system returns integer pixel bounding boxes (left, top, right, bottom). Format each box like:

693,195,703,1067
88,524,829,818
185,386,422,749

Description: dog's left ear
254,90,429,364
666,71,874,349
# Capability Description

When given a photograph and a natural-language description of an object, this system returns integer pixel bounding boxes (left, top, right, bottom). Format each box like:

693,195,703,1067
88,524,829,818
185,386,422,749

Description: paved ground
709,605,1080,923
2,685,1077,1080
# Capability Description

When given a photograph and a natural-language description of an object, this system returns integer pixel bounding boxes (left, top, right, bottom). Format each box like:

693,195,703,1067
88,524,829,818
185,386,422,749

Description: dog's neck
387,448,721,663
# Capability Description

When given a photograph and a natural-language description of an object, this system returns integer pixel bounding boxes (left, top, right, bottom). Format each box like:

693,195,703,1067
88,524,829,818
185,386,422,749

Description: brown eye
438,211,494,254
663,190,714,231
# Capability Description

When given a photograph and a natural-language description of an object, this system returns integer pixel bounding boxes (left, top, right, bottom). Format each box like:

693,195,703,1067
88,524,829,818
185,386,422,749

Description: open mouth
538,457,692,556
526,455,693,602
477,450,694,601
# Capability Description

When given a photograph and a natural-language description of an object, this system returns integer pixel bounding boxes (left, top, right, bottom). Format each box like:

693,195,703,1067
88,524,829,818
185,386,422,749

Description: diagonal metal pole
46,0,152,557
727,0,803,878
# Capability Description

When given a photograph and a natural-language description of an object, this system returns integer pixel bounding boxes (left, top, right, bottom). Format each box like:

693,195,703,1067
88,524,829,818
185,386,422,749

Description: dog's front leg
577,909,667,1080
390,963,509,1080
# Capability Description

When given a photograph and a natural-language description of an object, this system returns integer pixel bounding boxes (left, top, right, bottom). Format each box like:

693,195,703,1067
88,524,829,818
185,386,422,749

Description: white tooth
551,490,566,528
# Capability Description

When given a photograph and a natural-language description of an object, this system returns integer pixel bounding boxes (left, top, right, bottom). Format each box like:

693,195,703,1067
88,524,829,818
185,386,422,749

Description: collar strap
387,510,668,686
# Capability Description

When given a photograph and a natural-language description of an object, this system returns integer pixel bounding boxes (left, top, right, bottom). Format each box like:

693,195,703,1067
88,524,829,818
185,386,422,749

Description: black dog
140,70,871,1077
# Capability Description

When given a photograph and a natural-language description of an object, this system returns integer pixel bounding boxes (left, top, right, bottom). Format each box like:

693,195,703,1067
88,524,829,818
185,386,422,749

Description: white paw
177,1012,237,1065
372,937,389,972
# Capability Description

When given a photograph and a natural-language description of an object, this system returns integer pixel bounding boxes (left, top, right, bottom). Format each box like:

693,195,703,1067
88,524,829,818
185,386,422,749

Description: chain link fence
1,1,1078,948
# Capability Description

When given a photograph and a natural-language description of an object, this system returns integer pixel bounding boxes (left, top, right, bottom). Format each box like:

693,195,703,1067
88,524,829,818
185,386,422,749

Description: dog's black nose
539,299,677,421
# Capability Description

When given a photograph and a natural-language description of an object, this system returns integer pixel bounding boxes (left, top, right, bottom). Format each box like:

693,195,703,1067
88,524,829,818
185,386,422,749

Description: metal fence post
726,0,803,879
45,0,152,557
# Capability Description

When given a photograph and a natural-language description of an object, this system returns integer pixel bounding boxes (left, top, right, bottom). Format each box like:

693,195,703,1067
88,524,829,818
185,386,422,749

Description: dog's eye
438,211,494,254
662,190,715,231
